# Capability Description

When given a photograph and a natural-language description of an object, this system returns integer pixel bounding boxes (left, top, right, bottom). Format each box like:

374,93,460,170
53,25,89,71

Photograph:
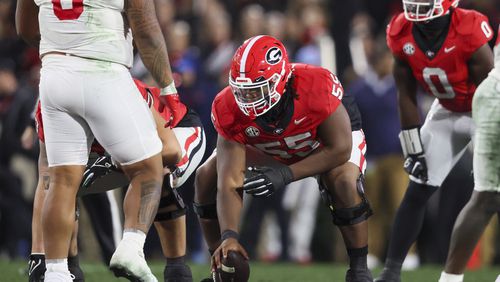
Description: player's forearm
397,94,420,128
393,57,420,127
216,187,243,234
289,145,350,180
126,2,173,88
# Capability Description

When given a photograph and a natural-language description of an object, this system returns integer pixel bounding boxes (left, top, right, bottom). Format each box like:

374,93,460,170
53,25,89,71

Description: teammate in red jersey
29,79,205,282
375,1,494,281
194,35,372,282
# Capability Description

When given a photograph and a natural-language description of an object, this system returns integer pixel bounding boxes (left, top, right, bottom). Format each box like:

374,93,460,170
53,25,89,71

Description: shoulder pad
211,87,240,133
387,13,410,37
453,8,489,36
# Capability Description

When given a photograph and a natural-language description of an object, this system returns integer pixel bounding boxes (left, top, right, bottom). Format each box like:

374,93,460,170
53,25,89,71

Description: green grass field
2,259,499,282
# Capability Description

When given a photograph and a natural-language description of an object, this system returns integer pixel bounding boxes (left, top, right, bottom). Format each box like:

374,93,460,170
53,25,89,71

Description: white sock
45,258,69,273
122,229,146,249
439,271,464,282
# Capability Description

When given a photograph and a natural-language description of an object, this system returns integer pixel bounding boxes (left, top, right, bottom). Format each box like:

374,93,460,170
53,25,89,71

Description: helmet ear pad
229,35,292,118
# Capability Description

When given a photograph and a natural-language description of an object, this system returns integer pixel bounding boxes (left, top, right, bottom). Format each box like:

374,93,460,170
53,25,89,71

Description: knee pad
154,187,187,222
403,180,438,207
193,202,218,219
320,175,373,226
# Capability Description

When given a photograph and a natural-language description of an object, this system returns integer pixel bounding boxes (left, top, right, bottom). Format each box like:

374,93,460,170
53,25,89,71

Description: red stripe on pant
176,127,200,167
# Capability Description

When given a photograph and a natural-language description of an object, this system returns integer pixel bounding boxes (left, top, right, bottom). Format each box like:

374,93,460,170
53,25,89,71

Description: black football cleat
69,264,85,282
373,270,401,282
163,263,193,282
28,254,46,282
345,268,373,282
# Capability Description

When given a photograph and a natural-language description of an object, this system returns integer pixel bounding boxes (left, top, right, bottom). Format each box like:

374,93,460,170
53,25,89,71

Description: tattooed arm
124,0,174,88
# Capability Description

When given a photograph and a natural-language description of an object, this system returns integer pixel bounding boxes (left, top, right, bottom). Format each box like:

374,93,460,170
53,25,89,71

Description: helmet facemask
403,0,443,22
230,72,283,118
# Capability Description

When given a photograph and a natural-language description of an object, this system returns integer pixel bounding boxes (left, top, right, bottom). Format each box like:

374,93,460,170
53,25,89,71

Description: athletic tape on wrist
398,127,423,156
161,81,177,96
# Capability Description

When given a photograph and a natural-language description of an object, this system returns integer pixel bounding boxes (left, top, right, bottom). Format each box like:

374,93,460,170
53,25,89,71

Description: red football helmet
229,35,291,118
403,0,459,22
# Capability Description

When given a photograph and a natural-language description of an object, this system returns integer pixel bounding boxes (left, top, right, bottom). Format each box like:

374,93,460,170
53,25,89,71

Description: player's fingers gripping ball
243,166,294,198
212,246,250,282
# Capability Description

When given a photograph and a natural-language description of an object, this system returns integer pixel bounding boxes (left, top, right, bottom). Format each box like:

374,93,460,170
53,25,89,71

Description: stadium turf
3,259,499,281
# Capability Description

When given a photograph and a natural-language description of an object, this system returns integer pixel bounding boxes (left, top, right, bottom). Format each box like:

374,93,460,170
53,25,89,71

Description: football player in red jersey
438,26,500,282
375,1,494,281
29,79,205,282
194,35,373,282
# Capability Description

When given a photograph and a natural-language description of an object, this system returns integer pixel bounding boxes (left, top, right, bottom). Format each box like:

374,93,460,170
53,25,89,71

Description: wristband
398,127,423,156
221,229,239,241
160,81,177,96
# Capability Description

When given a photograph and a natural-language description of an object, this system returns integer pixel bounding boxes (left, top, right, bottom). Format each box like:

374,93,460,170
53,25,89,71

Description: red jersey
35,80,187,154
211,64,343,165
387,8,493,112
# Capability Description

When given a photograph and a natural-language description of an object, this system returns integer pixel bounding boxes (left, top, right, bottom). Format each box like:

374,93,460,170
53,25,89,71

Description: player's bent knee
193,202,218,219
320,176,373,226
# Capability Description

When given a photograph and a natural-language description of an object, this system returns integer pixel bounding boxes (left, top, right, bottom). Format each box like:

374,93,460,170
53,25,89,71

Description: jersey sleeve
325,71,343,114
460,11,494,55
386,14,407,60
309,69,342,120
211,88,245,144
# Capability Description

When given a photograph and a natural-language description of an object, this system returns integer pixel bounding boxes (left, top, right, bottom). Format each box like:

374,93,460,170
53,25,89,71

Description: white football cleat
109,241,158,282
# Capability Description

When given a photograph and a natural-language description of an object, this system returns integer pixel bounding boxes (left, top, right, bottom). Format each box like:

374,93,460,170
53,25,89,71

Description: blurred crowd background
0,0,499,271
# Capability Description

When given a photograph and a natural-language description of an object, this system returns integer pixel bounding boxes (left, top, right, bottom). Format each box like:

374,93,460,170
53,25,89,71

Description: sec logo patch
403,43,415,56
245,126,260,137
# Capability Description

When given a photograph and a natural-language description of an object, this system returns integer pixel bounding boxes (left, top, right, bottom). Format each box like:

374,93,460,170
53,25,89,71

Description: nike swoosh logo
294,117,307,125
28,260,41,276
444,46,456,53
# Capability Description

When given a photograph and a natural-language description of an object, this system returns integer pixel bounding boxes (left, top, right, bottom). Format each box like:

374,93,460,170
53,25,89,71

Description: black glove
243,166,294,198
80,155,117,189
28,254,45,282
403,154,428,182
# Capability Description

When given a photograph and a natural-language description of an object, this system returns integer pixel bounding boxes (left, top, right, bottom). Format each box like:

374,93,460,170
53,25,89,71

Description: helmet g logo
265,47,282,65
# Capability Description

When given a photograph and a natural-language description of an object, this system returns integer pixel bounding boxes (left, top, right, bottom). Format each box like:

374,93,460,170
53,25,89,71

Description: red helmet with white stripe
229,35,291,118
403,0,459,22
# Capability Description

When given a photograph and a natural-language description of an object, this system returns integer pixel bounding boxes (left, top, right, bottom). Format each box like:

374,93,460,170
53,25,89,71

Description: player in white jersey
439,27,500,282
16,0,184,281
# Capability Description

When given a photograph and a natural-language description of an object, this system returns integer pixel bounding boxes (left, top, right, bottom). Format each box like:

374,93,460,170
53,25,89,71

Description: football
213,251,250,282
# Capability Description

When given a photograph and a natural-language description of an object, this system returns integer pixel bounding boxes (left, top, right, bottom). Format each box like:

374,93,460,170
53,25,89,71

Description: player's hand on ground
80,155,117,189
403,154,428,182
211,238,249,272
243,166,294,198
